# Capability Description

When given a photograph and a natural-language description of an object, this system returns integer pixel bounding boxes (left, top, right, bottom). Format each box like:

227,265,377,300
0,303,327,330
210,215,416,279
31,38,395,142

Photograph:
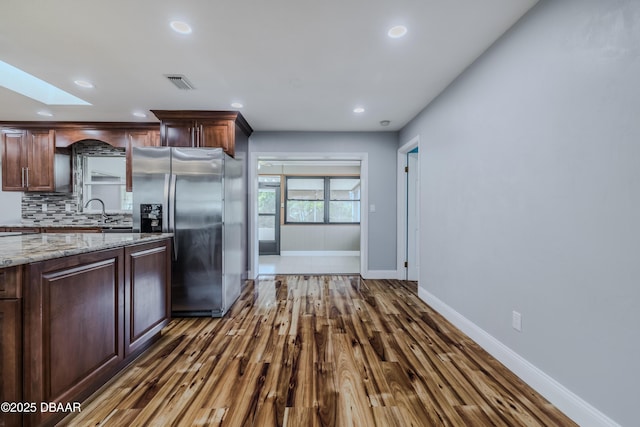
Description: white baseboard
363,270,399,279
279,251,360,257
417,287,620,427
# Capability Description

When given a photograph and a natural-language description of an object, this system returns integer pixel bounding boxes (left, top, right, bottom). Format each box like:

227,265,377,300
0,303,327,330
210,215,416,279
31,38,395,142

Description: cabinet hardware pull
25,167,29,188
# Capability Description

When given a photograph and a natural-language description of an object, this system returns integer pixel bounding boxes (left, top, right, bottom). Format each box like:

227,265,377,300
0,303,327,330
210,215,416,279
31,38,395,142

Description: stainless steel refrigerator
132,147,244,317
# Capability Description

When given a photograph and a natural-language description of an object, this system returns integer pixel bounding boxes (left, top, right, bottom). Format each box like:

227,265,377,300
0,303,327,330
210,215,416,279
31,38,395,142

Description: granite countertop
0,233,173,267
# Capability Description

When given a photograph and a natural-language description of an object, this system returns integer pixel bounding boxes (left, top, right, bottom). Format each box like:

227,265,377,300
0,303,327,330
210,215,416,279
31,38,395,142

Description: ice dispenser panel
140,204,163,232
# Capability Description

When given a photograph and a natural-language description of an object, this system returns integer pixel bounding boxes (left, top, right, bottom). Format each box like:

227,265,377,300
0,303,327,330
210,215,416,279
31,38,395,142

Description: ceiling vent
164,74,195,90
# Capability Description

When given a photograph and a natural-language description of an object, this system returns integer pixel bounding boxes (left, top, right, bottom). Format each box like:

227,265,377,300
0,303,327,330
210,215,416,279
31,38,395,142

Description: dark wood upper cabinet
1,128,55,192
51,122,159,149
151,110,253,157
27,129,56,191
1,122,160,194
1,130,26,191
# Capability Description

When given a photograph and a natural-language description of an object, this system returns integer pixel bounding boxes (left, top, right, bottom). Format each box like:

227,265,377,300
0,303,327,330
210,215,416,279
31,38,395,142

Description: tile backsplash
20,140,132,226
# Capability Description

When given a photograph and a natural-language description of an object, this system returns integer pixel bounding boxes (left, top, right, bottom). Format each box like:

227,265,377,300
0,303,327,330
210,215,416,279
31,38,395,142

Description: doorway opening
249,153,369,278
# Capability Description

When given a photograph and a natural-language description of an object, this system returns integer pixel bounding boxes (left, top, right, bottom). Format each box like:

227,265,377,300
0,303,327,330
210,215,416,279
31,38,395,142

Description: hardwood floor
60,276,576,426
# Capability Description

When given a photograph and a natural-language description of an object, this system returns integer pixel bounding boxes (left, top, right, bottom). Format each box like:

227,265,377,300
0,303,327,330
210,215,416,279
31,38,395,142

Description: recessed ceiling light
170,21,192,34
353,107,365,114
388,25,408,38
132,112,147,118
37,111,53,117
0,60,90,105
231,102,243,109
380,120,391,126
74,80,94,88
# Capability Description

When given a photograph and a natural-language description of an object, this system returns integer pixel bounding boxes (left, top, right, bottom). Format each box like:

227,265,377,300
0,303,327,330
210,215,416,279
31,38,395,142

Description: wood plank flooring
60,276,576,426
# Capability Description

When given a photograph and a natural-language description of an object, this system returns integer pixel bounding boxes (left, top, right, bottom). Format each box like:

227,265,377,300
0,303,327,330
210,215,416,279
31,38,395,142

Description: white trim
417,287,621,427
363,270,399,280
396,135,420,280
249,151,369,279
280,251,360,257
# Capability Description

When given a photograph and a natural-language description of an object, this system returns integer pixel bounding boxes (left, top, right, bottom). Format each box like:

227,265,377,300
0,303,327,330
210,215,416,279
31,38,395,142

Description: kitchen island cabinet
0,266,22,427
124,241,171,356
0,233,171,427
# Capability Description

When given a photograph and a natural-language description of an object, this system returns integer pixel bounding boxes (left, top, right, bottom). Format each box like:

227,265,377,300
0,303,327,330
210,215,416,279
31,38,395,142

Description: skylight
0,60,91,105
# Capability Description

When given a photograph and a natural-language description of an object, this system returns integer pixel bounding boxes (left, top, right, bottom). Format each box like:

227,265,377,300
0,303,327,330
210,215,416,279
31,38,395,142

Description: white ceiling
0,0,537,132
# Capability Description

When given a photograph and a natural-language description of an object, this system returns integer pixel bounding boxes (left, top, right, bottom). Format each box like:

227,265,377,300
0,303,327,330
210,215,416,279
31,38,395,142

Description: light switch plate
512,311,522,332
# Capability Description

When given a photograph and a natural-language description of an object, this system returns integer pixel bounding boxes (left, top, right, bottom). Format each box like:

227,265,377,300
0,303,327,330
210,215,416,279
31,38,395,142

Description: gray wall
250,131,398,271
400,0,640,425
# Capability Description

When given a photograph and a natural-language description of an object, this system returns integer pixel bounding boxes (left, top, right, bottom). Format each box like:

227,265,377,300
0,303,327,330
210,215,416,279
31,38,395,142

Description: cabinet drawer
0,266,22,299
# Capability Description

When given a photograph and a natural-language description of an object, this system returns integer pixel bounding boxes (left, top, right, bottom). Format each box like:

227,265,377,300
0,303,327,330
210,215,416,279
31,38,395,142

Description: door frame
249,151,368,279
396,135,420,280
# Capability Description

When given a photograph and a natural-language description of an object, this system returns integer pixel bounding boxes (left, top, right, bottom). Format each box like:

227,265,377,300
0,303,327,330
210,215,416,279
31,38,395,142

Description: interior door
258,181,281,255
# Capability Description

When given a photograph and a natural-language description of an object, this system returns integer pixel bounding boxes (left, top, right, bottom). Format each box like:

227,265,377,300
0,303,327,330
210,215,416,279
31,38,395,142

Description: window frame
284,175,360,224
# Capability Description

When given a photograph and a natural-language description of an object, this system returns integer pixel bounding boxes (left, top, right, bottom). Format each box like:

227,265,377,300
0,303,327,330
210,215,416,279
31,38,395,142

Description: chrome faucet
84,198,110,222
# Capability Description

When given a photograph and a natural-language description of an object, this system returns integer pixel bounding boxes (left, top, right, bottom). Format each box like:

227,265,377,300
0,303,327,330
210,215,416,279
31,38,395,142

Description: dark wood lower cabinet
1,238,171,427
124,241,171,356
23,248,125,427
0,299,22,427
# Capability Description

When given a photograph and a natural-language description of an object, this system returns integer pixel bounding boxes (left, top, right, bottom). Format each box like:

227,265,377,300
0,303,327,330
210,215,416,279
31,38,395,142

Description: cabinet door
199,120,234,155
0,299,22,427
124,240,171,356
1,130,27,191
126,130,160,191
26,129,55,191
161,120,194,147
24,249,124,427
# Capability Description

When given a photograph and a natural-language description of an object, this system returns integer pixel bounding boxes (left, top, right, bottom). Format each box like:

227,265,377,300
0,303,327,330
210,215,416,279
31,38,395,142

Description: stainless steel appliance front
132,147,241,317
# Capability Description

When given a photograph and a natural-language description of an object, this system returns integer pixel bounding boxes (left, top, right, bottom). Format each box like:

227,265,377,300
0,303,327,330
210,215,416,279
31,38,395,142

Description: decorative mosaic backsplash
21,140,132,226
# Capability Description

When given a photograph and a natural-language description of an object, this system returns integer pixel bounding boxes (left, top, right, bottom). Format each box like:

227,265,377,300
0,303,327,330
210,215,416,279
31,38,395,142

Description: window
286,177,325,223
82,156,131,213
285,176,360,224
329,178,361,223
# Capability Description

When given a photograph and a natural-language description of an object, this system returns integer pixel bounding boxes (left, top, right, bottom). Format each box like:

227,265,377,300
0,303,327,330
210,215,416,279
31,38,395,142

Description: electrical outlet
65,203,72,212
512,311,522,332
42,203,47,212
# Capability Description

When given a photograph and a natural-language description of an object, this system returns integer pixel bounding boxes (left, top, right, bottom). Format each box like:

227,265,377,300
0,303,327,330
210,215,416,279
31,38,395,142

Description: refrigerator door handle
162,173,171,232
168,173,178,260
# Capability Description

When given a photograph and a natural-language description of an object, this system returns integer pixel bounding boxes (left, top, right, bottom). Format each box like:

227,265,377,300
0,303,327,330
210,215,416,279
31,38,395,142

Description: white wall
0,154,22,224
400,0,639,425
